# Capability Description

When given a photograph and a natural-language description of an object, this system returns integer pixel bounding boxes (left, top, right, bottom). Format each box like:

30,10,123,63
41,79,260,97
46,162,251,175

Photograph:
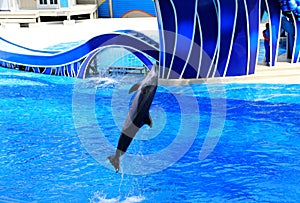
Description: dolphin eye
142,88,147,94
141,86,150,94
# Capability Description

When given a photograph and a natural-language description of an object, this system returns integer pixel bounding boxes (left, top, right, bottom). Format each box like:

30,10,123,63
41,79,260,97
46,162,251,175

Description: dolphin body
108,64,159,173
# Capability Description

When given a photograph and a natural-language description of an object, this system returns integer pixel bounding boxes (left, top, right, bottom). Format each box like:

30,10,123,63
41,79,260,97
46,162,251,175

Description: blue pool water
0,67,299,202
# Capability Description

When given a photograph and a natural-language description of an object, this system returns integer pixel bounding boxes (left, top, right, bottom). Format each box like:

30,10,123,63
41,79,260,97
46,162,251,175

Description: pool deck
159,62,300,85
0,18,299,84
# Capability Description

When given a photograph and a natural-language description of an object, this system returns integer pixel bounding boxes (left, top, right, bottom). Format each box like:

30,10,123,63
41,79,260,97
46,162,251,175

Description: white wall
0,0,10,10
19,0,37,9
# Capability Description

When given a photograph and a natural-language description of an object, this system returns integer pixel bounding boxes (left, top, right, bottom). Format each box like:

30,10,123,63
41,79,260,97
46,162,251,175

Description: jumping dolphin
108,64,159,173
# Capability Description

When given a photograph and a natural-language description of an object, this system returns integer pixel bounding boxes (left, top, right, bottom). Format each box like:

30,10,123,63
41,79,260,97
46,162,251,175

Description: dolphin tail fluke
108,155,120,173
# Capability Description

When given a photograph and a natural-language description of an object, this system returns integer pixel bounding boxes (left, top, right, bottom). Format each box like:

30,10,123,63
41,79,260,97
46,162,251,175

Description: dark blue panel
73,62,79,76
170,0,197,79
42,68,52,75
33,67,40,73
182,18,201,78
67,64,73,77
246,0,260,75
293,16,300,62
266,0,281,66
61,67,66,76
197,0,218,78
227,0,248,76
216,0,237,77
55,67,62,76
155,0,177,78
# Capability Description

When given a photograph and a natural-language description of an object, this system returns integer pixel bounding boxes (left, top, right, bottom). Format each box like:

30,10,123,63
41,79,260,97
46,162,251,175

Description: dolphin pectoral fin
108,155,120,173
129,82,141,94
144,113,153,128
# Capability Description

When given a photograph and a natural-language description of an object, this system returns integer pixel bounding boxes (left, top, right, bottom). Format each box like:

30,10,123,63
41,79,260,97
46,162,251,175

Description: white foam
89,77,118,85
90,192,145,203
77,77,118,89
0,78,47,86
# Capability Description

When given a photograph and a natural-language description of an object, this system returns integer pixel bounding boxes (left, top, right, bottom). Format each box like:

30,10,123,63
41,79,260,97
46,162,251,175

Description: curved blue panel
182,17,201,79
42,68,52,75
73,62,79,76
216,0,237,77
197,0,218,78
245,0,260,75
155,0,177,78
293,17,300,62
266,0,281,66
170,0,198,79
66,64,73,77
33,67,40,73
226,0,248,76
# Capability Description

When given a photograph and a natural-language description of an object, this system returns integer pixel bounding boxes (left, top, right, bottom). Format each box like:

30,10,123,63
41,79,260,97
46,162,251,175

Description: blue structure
155,0,299,79
0,31,159,78
98,0,156,18
1,0,300,79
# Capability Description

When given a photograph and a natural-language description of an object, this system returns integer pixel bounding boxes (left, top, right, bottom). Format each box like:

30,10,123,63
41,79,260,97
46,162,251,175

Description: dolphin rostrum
108,64,159,173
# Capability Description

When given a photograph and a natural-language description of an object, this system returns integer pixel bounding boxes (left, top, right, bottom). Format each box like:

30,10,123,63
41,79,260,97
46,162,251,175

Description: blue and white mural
155,0,300,79
1,0,300,79
155,0,260,78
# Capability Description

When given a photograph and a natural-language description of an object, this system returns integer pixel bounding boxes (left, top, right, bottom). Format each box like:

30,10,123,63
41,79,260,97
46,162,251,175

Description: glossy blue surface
197,0,218,78
217,0,238,77
155,0,262,78
0,68,299,202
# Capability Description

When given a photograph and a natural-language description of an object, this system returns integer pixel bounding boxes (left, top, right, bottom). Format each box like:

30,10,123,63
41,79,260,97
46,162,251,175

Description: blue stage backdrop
154,0,261,79
154,0,300,79
2,0,300,79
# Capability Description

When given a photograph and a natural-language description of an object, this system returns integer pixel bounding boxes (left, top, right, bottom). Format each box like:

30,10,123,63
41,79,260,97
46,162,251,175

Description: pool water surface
0,68,299,202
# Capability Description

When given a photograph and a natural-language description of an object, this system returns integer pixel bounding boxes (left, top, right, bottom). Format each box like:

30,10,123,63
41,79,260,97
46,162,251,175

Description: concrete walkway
160,63,300,85
203,63,300,84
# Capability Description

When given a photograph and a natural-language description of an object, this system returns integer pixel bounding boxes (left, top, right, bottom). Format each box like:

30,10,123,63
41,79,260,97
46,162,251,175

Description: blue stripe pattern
155,0,261,79
1,0,300,79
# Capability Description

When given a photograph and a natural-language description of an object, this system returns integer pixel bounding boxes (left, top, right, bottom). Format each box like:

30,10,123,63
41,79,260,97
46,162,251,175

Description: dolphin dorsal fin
144,113,153,128
129,82,141,94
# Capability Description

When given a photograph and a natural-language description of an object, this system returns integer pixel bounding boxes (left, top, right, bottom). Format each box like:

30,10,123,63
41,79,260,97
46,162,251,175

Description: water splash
75,77,119,91
90,192,145,203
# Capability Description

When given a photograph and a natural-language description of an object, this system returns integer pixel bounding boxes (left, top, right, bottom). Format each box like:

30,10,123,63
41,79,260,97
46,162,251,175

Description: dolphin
108,63,159,173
